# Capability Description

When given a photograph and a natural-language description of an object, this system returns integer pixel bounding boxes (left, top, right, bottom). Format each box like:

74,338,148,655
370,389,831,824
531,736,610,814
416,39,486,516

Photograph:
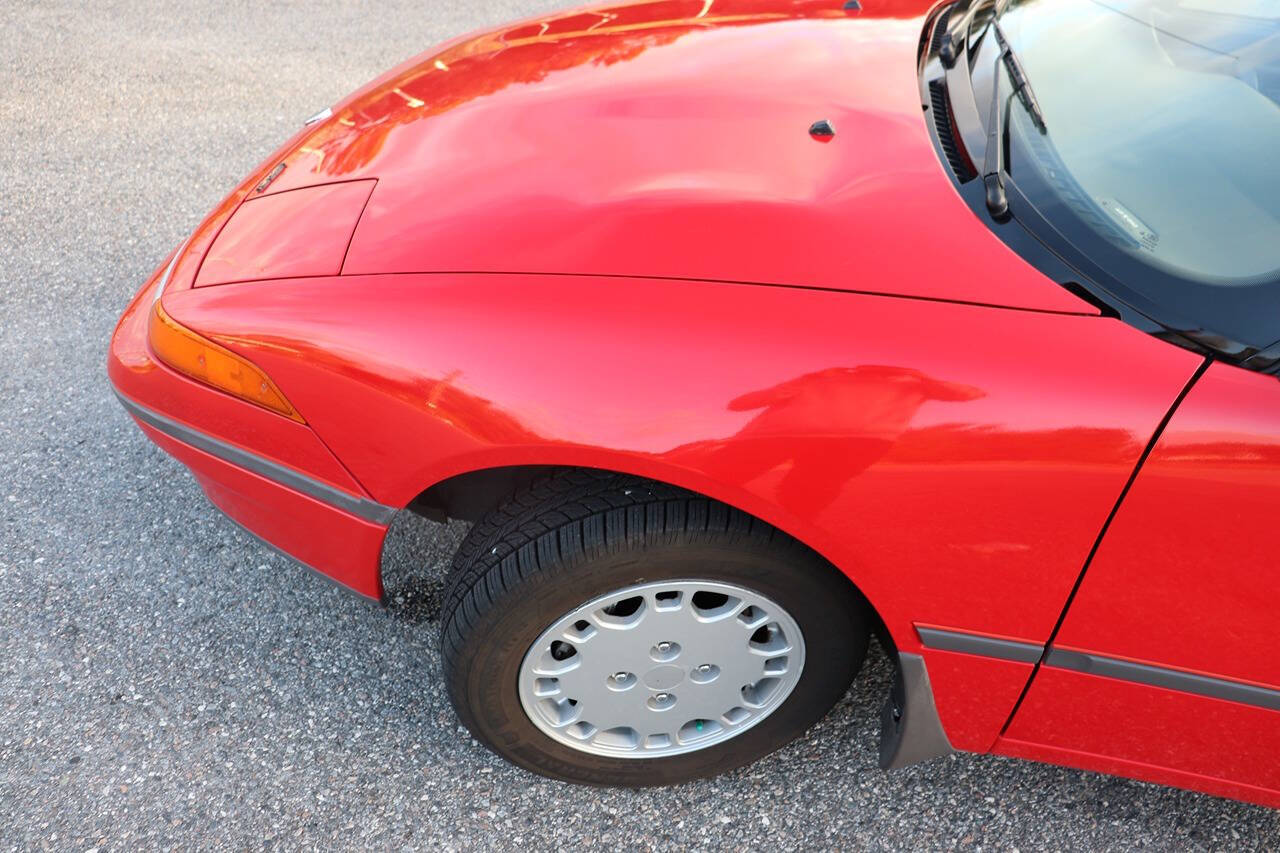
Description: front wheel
439,471,869,786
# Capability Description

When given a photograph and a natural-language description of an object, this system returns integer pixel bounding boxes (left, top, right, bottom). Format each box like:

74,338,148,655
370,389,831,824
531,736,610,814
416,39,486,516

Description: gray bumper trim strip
1045,649,1280,713
114,391,396,525
916,626,1044,663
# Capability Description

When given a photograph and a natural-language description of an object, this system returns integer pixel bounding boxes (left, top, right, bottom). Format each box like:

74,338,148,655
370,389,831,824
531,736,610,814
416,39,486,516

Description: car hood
238,0,1089,314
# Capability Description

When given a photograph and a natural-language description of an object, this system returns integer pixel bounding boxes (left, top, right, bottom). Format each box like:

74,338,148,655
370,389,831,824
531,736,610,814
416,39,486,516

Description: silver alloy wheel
517,579,806,758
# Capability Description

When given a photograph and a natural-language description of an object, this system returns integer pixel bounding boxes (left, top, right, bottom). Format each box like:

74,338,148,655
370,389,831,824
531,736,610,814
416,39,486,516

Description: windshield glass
992,0,1280,287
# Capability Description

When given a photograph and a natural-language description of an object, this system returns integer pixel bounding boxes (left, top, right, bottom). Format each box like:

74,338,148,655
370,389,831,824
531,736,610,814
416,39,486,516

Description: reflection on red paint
672,366,985,516
267,0,852,185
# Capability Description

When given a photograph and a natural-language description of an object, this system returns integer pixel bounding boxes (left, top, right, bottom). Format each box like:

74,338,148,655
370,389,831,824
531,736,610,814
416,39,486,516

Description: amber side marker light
148,300,305,423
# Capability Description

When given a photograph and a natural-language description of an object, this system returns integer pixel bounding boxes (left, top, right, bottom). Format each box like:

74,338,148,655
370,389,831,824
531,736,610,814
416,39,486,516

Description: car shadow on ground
380,511,470,625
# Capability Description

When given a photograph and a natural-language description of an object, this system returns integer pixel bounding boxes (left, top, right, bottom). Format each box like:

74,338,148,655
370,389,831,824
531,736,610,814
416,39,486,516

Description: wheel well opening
407,464,563,523
403,464,889,642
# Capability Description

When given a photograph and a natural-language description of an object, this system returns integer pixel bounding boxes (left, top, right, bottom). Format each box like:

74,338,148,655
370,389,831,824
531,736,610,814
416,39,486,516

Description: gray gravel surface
2,0,1278,849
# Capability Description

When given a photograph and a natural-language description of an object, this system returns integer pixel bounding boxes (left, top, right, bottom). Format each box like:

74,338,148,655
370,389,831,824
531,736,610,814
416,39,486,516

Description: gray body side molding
916,626,1043,663
879,652,956,769
114,390,397,525
1046,648,1280,713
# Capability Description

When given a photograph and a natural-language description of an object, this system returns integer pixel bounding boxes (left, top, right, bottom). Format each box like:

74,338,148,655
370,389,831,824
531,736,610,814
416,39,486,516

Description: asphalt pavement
2,0,1279,848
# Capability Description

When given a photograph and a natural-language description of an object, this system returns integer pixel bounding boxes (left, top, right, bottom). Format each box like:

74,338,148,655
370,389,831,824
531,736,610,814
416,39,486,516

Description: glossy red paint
140,424,387,599
997,360,1280,805
196,180,375,287
106,0,1280,807
162,271,1200,734
1052,361,1280,696
919,648,1032,753
109,261,368,497
1001,668,1280,809
189,0,1091,315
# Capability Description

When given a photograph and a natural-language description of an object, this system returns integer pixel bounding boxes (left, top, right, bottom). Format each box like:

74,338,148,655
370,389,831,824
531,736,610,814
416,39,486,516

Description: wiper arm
983,21,1048,220
939,0,1006,67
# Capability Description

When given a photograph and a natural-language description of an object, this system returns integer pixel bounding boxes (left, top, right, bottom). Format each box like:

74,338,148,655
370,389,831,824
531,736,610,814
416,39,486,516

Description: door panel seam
996,355,1214,735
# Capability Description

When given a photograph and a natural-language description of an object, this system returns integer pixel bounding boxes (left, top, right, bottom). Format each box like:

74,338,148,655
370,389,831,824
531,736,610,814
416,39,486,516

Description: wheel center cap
642,664,685,690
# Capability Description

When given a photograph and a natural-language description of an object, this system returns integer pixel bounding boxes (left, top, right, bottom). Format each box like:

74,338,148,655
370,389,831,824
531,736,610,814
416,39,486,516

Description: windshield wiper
939,0,1005,67
983,21,1048,220
993,23,1046,133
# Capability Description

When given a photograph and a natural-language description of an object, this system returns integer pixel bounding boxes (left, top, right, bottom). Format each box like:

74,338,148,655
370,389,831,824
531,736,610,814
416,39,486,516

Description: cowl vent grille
928,78,975,183
930,7,952,56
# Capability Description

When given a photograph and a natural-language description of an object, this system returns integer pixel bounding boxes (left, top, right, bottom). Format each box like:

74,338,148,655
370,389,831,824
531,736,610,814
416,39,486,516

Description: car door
1001,360,1280,803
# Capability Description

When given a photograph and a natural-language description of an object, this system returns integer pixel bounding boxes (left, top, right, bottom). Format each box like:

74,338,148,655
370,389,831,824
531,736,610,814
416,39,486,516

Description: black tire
439,469,870,786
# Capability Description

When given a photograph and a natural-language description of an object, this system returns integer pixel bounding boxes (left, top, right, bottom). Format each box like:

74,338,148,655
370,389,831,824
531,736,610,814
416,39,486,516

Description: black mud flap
879,652,955,769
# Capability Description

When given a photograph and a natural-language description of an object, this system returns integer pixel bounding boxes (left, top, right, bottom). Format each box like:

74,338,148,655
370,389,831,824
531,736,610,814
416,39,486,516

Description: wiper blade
993,22,1046,133
983,20,1048,220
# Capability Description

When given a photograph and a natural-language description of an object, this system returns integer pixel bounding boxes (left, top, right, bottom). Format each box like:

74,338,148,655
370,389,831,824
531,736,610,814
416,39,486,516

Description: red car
109,0,1280,805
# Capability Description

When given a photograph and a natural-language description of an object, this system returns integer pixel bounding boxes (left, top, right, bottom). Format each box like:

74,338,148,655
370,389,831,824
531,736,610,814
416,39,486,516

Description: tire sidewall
446,537,867,786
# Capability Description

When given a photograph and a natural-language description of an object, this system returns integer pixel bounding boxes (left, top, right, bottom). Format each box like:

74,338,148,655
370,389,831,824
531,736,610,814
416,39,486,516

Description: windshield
988,0,1280,287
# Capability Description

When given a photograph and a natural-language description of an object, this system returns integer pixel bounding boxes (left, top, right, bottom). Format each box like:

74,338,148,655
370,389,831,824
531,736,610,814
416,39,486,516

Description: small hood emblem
254,162,286,193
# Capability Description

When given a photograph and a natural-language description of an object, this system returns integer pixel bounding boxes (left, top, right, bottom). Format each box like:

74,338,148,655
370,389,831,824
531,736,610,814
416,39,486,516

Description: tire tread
440,469,813,684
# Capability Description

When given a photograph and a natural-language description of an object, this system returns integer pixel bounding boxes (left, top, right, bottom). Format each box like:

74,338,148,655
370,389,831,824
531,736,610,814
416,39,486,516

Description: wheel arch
403,460,893,647
405,460,956,770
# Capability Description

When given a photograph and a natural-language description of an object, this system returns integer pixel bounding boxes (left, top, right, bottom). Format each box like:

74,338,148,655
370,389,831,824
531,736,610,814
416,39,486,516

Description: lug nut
650,640,682,661
606,671,636,692
691,663,720,683
646,692,677,711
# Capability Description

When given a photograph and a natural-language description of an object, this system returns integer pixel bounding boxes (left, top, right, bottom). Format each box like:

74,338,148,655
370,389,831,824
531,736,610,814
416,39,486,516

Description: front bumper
107,257,394,600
